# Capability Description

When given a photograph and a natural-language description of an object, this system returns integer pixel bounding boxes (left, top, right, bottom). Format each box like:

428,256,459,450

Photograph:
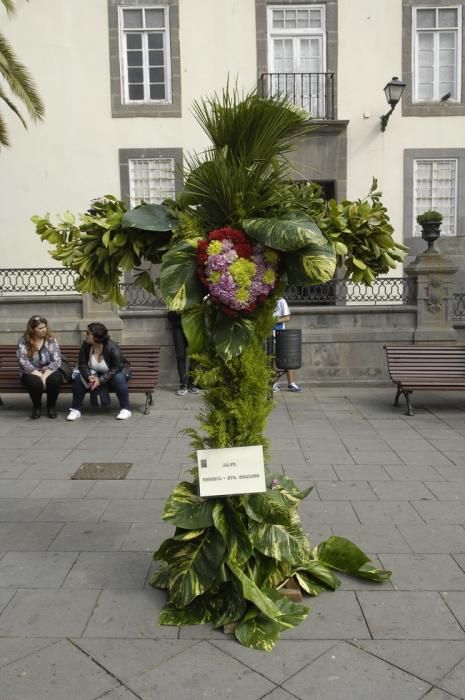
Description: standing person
167,311,200,396
16,316,63,419
66,322,132,421
272,297,303,392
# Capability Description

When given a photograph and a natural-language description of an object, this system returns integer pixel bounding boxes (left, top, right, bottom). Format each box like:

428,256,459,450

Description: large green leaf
159,596,213,626
211,314,255,360
314,536,392,582
296,561,340,590
122,203,175,232
284,241,336,285
266,471,313,502
227,561,282,621
157,527,226,607
234,608,282,652
294,571,328,597
213,500,252,566
162,481,215,529
241,490,299,525
182,304,207,355
209,580,248,629
242,212,327,251
148,564,170,590
159,239,204,312
263,587,310,630
249,518,312,565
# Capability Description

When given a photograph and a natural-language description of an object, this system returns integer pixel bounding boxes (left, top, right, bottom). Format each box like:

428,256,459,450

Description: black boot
47,402,57,419
31,405,41,419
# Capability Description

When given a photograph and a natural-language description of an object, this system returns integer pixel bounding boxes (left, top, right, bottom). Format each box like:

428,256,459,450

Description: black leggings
21,370,62,409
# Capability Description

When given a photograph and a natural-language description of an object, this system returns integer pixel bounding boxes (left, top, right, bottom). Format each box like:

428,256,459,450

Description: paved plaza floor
0,385,465,699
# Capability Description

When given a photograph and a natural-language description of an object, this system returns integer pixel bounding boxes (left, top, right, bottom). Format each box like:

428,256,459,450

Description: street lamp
380,76,406,132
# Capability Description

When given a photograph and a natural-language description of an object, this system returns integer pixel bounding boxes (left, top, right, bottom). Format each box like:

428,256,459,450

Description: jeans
21,370,62,409
171,324,196,388
71,371,131,411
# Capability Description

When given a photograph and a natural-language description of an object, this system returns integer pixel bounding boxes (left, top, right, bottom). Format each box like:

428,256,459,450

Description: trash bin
275,329,301,370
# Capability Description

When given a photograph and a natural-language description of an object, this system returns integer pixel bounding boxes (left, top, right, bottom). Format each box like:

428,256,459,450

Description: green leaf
162,481,215,529
266,472,313,501
241,490,299,525
159,239,204,312
314,536,392,582
249,517,312,565
294,571,327,597
227,561,282,621
148,564,170,590
213,500,253,566
159,597,213,626
296,561,340,590
284,241,336,285
122,203,175,232
182,305,207,355
211,313,255,360
243,212,327,251
210,580,248,628
263,587,310,629
234,608,282,652
157,528,226,607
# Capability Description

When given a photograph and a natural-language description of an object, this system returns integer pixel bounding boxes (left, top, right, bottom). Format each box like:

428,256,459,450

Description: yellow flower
236,288,250,303
207,240,223,255
230,258,256,288
263,248,279,264
209,271,221,283
263,269,276,285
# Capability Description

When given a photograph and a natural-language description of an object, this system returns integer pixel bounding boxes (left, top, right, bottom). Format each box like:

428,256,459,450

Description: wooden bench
384,344,465,416
0,344,160,414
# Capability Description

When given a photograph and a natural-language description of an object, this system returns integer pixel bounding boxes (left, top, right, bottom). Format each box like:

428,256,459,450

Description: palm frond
0,108,9,146
1,0,16,16
0,31,45,121
0,82,26,127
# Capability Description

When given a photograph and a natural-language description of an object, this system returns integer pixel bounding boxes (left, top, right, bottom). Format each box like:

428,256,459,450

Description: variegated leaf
227,561,282,621
284,241,336,285
159,238,204,312
182,304,207,354
294,570,327,597
209,580,248,629
243,212,327,251
313,535,392,582
148,564,170,590
211,314,255,360
241,490,298,525
159,597,213,626
234,609,282,652
266,471,313,501
213,500,252,566
296,561,340,590
262,587,310,630
162,481,215,529
165,527,226,607
249,517,312,565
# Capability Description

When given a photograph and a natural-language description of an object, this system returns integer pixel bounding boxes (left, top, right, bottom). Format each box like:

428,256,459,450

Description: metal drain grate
71,463,133,480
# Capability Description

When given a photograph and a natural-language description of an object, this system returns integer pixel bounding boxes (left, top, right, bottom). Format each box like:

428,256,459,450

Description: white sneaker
67,409,81,421
176,387,188,396
116,409,132,420
273,383,280,392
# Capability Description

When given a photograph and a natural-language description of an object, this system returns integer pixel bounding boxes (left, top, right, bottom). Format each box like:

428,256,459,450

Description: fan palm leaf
0,2,44,147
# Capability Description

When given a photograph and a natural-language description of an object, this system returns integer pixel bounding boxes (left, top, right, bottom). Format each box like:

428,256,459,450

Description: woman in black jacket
67,322,132,421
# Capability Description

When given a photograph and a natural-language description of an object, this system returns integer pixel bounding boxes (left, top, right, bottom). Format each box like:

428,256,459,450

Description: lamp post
380,76,406,132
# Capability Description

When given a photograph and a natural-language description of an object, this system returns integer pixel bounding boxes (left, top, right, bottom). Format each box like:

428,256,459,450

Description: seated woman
67,322,132,421
16,316,62,419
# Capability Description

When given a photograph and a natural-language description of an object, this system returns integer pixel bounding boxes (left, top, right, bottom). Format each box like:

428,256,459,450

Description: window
119,6,171,104
414,158,458,234
108,1,181,118
128,157,176,206
413,6,461,102
266,4,327,116
119,148,183,207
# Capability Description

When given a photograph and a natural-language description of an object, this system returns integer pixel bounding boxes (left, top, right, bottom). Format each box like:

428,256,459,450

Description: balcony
259,72,335,120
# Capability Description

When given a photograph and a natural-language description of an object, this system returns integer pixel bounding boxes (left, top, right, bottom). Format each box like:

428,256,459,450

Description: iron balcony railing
259,71,335,119
0,269,419,308
0,267,77,295
453,294,465,320
286,278,416,306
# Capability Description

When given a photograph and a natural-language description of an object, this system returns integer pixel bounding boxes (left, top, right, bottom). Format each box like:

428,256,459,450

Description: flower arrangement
196,227,279,316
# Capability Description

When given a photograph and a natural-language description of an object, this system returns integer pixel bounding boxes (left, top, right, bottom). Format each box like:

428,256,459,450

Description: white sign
197,445,266,497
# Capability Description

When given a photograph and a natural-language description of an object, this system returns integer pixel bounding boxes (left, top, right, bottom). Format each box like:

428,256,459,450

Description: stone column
78,294,123,341
406,250,458,342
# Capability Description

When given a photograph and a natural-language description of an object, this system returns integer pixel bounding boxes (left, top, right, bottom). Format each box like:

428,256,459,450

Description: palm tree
0,0,44,147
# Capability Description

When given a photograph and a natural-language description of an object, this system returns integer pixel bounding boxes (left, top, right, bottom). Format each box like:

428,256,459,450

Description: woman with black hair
16,316,63,419
67,322,132,421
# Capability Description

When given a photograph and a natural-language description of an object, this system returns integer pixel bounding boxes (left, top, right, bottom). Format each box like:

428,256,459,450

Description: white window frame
412,5,462,103
128,157,176,207
118,5,172,105
413,157,458,235
266,4,326,73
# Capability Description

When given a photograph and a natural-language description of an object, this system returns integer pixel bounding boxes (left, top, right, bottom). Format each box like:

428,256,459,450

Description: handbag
58,357,73,383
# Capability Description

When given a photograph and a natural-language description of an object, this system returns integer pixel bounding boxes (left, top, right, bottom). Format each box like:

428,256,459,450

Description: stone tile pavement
0,387,465,698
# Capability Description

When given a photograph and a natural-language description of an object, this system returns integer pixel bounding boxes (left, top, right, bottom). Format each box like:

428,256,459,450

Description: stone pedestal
406,251,458,343
78,294,123,341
